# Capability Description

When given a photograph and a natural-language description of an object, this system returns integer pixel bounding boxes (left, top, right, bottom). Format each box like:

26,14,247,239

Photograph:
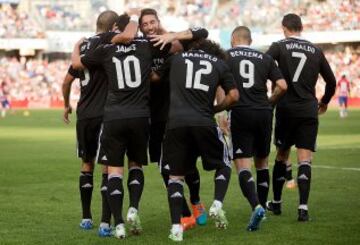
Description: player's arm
110,17,139,44
72,41,106,70
266,42,280,62
149,27,209,52
62,66,78,124
214,64,239,113
318,52,337,114
268,58,287,105
71,38,86,69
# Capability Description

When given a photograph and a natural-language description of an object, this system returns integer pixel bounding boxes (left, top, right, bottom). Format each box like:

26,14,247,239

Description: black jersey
266,37,336,118
81,38,170,122
149,27,209,123
70,32,116,120
158,50,236,129
227,46,283,110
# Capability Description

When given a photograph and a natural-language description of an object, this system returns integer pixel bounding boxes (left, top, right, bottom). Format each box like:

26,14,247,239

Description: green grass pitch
0,109,359,245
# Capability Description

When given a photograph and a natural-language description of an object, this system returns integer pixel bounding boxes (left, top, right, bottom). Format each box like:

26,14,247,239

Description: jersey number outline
112,56,141,89
185,59,212,92
291,52,307,82
239,60,254,88
81,69,90,87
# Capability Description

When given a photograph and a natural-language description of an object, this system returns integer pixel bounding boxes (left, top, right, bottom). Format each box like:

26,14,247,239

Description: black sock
107,174,124,226
214,166,231,202
239,169,259,210
163,172,190,217
161,172,170,187
297,161,312,206
256,168,269,209
168,179,184,224
79,171,93,219
185,168,200,205
272,160,286,202
127,167,144,210
100,173,111,224
285,162,293,181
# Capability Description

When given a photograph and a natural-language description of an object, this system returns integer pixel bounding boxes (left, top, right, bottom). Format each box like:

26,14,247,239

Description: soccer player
153,39,239,241
72,14,170,239
266,13,336,221
62,11,138,235
226,26,287,231
0,83,11,118
337,74,351,118
139,8,208,229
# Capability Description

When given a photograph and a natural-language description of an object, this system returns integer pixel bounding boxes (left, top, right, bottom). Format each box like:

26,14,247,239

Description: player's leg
163,127,191,241
285,160,297,189
98,165,112,237
344,96,348,117
125,118,149,235
185,168,207,226
101,119,127,238
1,102,6,118
255,157,269,209
295,117,318,222
339,97,345,118
268,110,293,215
107,166,126,239
196,126,231,229
76,119,97,229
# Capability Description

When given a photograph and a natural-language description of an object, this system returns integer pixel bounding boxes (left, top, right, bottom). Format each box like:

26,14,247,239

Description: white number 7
292,52,307,82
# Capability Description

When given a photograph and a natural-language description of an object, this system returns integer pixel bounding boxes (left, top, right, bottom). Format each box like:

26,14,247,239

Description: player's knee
81,162,94,172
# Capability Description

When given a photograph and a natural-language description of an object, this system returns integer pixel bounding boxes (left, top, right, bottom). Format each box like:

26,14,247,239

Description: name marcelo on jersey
229,50,263,59
286,42,315,54
182,52,218,62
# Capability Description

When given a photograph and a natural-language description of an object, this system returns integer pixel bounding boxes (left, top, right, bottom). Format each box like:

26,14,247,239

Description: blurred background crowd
0,0,359,104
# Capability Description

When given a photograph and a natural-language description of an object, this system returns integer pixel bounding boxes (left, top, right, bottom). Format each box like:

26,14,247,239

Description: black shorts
149,121,166,163
161,126,231,176
99,118,149,167
230,109,273,159
76,117,102,163
274,110,318,152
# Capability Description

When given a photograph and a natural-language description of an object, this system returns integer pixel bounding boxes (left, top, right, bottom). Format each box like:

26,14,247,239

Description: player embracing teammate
63,9,336,242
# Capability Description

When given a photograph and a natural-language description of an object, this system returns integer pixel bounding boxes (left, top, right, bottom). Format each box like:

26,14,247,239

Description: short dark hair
96,10,119,32
282,13,303,32
232,26,252,43
139,8,159,25
187,38,227,60
117,13,130,32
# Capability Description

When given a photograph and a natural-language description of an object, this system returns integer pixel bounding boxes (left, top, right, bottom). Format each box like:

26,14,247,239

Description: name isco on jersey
229,50,263,59
182,52,218,62
286,43,315,54
115,44,136,53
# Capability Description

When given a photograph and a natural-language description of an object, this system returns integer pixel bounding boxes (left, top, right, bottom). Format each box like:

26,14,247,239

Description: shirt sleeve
81,45,107,69
268,58,284,83
218,61,237,93
100,31,118,44
67,65,80,78
266,42,280,62
319,52,336,104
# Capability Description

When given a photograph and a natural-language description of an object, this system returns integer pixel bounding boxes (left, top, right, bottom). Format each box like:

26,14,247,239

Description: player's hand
318,102,328,115
218,114,230,136
63,106,72,124
149,33,175,50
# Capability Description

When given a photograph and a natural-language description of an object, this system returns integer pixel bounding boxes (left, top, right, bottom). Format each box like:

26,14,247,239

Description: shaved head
231,26,252,47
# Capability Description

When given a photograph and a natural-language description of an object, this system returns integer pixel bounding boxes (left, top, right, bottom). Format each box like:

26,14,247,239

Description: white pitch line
313,165,360,172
